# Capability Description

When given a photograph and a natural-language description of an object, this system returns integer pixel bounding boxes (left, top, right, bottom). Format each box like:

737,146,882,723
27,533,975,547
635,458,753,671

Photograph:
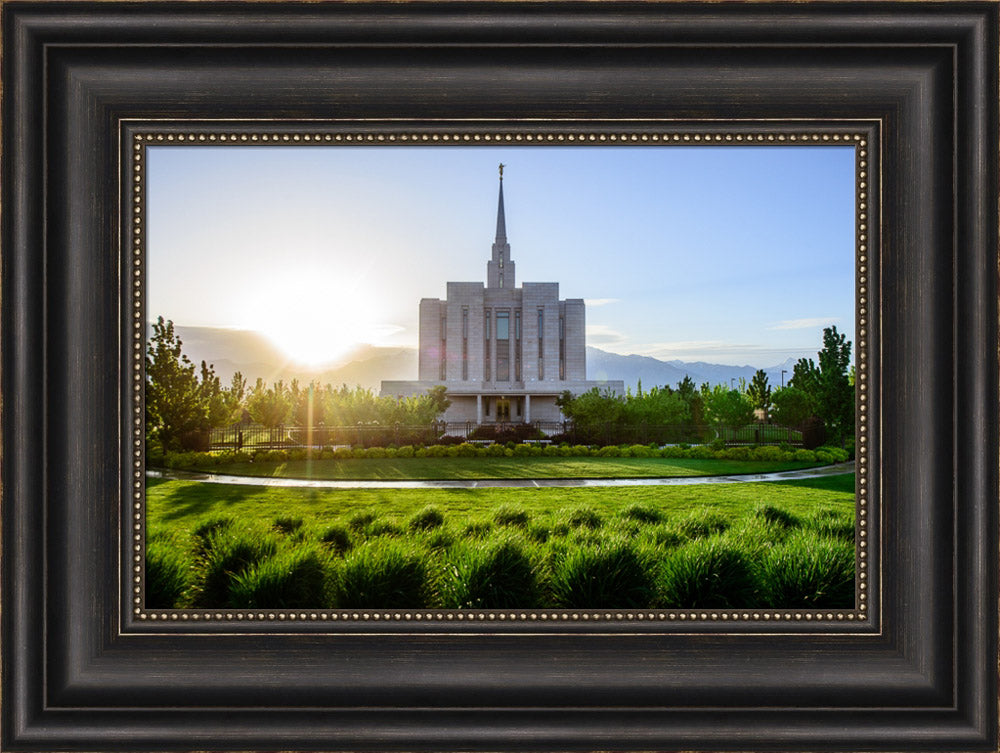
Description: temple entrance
495,398,511,421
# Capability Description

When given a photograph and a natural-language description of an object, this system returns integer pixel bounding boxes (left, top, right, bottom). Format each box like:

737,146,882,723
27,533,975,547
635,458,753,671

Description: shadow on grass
766,473,855,495
153,483,284,522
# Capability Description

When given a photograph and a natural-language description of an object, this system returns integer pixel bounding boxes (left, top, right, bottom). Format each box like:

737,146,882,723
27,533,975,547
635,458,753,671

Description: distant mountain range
150,324,802,393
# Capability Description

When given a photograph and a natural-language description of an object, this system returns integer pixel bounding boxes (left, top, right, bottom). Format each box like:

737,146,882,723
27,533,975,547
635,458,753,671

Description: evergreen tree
746,369,772,421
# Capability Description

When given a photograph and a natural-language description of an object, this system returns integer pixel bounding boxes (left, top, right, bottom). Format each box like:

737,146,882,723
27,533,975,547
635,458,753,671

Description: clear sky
147,144,855,368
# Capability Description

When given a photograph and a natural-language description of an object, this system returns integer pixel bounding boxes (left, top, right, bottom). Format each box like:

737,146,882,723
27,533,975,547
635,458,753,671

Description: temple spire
495,163,507,243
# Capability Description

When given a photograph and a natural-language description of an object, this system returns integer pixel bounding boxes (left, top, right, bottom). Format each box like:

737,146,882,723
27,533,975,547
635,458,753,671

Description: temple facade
380,166,624,430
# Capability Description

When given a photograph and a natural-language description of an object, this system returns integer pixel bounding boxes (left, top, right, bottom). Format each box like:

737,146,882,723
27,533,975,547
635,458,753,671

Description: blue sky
147,144,855,368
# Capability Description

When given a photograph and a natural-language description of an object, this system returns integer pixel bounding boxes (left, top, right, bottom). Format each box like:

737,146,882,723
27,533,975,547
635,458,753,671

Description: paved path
148,461,854,490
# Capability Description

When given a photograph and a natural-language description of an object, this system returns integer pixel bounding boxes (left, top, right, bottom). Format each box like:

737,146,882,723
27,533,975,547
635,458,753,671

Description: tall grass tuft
193,526,279,607
146,538,193,608
549,539,654,608
619,504,664,525
674,509,730,540
337,539,430,608
408,505,445,531
229,543,334,608
803,509,855,541
440,538,539,608
319,524,352,555
751,504,800,530
563,506,603,530
493,504,531,528
759,531,855,607
656,537,758,608
348,511,378,531
192,515,236,548
273,516,305,535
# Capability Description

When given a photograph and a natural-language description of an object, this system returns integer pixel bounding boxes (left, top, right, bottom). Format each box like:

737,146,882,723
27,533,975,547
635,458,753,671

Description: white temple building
380,166,624,429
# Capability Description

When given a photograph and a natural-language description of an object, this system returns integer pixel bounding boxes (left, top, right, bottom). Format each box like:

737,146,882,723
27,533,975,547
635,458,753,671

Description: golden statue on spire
499,162,505,179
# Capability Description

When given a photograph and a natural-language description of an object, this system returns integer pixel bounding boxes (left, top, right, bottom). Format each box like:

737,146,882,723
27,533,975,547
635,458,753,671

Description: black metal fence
210,421,804,451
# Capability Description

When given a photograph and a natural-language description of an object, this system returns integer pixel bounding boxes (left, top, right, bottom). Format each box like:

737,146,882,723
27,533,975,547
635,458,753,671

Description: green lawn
145,474,856,610
147,473,854,532
193,456,825,481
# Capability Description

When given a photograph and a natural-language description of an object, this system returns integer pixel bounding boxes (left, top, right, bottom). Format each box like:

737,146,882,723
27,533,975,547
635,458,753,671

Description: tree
746,369,772,421
247,378,291,429
788,326,854,444
145,317,221,452
701,384,755,431
770,386,813,428
425,385,452,418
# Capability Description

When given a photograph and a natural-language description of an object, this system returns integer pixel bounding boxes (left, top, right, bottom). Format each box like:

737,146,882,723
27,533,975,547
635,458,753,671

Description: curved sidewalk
148,461,855,489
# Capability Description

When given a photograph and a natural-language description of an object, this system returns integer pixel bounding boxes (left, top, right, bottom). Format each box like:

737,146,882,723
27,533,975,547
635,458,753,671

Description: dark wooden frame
3,2,997,751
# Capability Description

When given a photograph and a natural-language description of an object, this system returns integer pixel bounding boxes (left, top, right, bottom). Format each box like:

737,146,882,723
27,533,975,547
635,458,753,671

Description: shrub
146,538,193,608
793,449,817,462
620,504,664,525
563,506,603,530
194,526,279,607
674,509,730,539
759,531,855,608
440,539,539,608
408,505,445,531
319,524,353,555
337,540,430,608
656,538,759,608
493,504,531,528
228,544,333,608
549,540,654,608
396,445,415,458
273,516,304,534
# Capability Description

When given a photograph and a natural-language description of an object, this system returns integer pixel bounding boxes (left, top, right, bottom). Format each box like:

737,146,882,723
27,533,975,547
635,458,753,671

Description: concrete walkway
148,461,855,490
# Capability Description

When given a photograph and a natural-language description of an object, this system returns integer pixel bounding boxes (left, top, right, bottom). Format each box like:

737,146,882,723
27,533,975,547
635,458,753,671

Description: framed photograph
3,3,997,751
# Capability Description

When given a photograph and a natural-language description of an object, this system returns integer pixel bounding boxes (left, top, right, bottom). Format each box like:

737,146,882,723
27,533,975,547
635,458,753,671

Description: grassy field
182,456,824,480
146,473,856,611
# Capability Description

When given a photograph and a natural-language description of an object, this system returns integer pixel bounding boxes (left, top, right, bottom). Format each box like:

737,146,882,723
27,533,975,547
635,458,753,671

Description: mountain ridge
148,323,803,393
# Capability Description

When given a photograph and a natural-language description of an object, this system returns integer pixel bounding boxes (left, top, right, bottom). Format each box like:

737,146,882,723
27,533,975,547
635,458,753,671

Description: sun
241,275,378,367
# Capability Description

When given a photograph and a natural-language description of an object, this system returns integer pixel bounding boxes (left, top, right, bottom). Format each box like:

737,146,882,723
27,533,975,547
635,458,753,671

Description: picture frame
3,2,997,751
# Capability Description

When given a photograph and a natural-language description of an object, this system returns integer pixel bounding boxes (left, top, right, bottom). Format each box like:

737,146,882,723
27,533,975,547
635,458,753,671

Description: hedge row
153,443,850,471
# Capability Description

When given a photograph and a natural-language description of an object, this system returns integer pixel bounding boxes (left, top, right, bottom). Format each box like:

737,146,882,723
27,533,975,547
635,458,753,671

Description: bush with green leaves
440,538,540,608
549,539,654,608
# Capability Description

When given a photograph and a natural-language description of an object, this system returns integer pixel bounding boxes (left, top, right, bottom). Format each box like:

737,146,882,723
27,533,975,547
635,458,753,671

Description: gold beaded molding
128,127,873,629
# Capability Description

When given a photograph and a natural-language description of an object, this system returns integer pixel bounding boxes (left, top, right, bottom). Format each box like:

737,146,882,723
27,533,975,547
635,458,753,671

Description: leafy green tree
701,384,755,430
247,378,291,429
789,326,854,444
770,386,813,428
746,369,772,421
145,317,225,452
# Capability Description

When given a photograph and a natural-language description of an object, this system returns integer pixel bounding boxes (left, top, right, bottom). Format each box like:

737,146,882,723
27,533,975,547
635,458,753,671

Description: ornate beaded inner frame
128,122,877,632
